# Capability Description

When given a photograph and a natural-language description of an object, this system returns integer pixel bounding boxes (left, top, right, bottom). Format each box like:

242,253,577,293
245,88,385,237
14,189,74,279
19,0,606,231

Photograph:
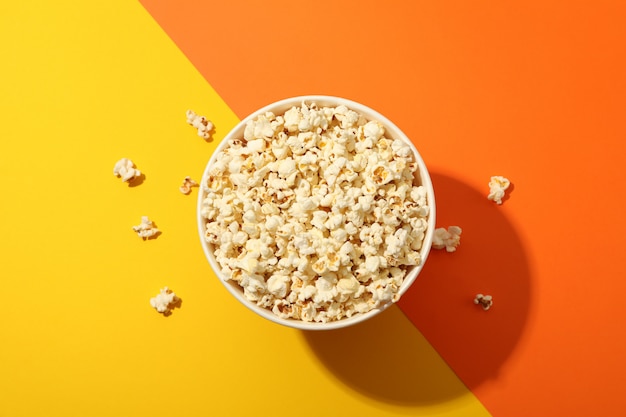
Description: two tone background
2,1,625,416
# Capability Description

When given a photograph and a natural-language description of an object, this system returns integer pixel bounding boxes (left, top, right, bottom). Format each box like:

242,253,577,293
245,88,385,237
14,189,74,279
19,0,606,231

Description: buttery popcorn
186,109,214,140
132,216,160,239
432,226,462,252
113,158,141,183
487,175,510,205
150,287,180,314
200,101,431,323
474,293,493,311
179,176,198,194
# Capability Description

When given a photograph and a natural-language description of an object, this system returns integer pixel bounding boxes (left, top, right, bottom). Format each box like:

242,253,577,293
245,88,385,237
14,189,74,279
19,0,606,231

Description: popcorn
150,287,180,315
179,176,198,194
132,216,160,239
267,274,290,298
113,158,141,183
337,276,361,300
487,175,511,205
186,109,214,140
432,226,462,252
363,120,385,140
474,293,493,311
200,101,431,323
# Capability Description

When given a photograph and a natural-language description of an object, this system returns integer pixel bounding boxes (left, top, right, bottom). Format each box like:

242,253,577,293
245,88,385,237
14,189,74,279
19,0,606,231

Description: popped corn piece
384,228,409,257
313,274,338,304
297,284,317,303
363,120,385,140
432,226,462,252
113,158,141,183
267,273,290,298
200,101,432,323
299,301,317,322
487,175,511,205
150,287,179,315
337,276,362,301
272,299,294,319
241,273,266,301
364,255,381,274
179,176,198,194
132,216,160,239
333,105,360,128
474,293,493,311
283,106,302,132
186,109,214,140
367,278,396,304
244,113,276,140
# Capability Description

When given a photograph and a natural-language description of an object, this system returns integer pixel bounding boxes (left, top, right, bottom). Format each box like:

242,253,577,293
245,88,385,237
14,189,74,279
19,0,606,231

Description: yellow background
0,1,488,416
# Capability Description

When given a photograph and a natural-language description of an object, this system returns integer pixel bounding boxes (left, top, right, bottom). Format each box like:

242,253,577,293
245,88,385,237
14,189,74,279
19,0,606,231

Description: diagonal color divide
137,0,494,415
139,1,626,416
5,1,626,416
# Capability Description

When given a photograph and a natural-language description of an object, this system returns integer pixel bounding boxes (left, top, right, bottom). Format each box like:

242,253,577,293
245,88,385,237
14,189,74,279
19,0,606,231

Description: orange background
140,1,626,416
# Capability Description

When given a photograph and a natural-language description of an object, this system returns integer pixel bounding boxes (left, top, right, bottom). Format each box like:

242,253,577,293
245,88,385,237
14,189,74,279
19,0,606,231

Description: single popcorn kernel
200,101,431,323
474,293,493,311
186,109,214,140
179,176,198,194
150,287,180,315
432,226,462,252
132,216,160,239
113,158,141,183
487,175,511,205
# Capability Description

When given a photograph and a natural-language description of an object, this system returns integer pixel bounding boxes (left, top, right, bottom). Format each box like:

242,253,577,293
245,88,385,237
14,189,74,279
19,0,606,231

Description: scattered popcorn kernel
487,175,511,205
200,101,431,323
432,226,462,252
179,176,198,194
474,293,493,311
150,287,180,315
113,158,141,183
132,216,160,239
186,109,214,140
